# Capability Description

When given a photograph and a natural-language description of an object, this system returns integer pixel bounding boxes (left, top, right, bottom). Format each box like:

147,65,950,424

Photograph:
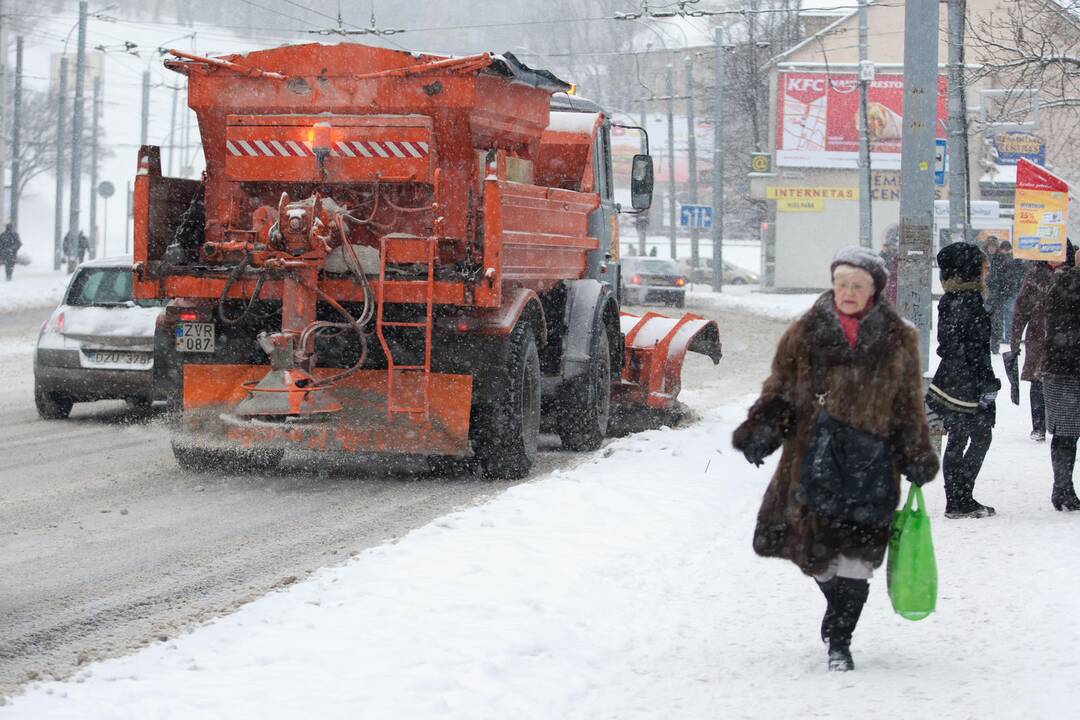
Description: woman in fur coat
733,246,939,672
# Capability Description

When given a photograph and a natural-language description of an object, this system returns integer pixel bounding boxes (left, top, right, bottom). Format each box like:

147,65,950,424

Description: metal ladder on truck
375,234,436,419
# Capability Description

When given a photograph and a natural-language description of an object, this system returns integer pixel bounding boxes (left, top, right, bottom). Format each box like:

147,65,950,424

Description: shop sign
777,198,824,212
765,186,859,201
992,132,1045,166
1014,158,1069,262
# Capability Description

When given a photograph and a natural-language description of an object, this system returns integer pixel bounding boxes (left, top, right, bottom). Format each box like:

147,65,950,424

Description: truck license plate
175,322,215,353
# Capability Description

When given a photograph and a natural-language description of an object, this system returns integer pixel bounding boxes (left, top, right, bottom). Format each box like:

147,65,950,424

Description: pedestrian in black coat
927,241,1001,518
1040,240,1080,512
0,222,20,281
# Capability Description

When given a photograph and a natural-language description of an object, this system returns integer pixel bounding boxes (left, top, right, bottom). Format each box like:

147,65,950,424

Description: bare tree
3,88,109,210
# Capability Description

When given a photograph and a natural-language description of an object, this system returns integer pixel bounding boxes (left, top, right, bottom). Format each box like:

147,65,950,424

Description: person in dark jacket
733,245,938,672
927,241,1001,519
996,241,1025,344
0,222,21,281
1039,240,1080,512
1011,261,1055,441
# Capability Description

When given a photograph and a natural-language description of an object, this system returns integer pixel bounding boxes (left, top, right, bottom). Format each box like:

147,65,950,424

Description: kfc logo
785,77,826,104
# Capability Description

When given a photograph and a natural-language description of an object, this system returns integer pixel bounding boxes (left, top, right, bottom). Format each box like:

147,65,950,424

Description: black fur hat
937,241,985,283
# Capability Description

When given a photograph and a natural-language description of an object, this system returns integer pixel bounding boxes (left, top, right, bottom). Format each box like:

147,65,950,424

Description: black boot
825,578,869,672
816,578,838,644
1051,436,1080,511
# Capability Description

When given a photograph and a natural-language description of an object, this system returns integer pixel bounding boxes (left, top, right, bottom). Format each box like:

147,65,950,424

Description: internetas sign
776,71,948,170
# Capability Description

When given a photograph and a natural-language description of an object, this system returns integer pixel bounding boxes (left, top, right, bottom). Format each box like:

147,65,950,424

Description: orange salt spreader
134,42,721,478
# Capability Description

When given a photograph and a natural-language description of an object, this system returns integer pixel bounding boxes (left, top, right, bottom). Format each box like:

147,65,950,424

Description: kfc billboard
776,71,948,169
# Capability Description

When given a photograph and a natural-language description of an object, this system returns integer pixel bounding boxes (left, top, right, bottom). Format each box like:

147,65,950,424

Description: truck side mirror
631,154,653,211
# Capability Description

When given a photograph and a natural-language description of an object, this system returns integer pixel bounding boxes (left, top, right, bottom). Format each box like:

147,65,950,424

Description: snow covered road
0,298,780,702
2,293,1077,718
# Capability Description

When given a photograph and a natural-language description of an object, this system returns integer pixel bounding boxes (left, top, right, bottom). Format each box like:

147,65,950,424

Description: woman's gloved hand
979,391,998,409
740,438,769,467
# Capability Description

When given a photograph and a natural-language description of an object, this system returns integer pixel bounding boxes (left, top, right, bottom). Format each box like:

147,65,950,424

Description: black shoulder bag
796,358,899,526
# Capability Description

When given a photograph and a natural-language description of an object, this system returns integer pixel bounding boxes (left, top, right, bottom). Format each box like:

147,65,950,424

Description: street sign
750,153,771,173
97,180,115,198
679,204,713,229
934,139,947,186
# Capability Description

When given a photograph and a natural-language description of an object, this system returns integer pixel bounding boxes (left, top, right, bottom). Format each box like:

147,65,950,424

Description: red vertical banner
1014,158,1070,262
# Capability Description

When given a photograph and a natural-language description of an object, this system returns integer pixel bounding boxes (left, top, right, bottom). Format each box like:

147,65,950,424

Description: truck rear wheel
474,321,541,480
172,440,284,473
556,319,611,451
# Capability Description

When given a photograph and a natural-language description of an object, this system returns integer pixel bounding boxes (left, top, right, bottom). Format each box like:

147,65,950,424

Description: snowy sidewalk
0,266,69,315
3,376,1077,718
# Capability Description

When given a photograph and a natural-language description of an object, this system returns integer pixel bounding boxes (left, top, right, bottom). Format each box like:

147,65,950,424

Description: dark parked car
620,256,687,307
34,256,167,419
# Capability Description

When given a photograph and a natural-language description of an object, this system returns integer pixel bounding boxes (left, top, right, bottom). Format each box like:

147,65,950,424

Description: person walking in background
77,231,90,265
1039,241,1080,512
1011,260,1055,442
733,246,938,672
985,236,1006,352
0,222,21,281
927,241,1000,519
997,241,1024,346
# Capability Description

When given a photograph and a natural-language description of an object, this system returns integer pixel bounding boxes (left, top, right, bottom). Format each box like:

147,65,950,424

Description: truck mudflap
613,311,722,410
180,364,473,456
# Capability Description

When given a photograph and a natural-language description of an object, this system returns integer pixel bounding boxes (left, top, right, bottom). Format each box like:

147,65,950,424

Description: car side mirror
631,154,653,211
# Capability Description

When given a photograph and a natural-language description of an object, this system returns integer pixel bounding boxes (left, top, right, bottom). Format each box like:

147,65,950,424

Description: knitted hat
937,240,985,283
830,245,888,295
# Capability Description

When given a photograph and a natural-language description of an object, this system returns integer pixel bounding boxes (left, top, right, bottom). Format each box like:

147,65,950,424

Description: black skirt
1043,374,1080,437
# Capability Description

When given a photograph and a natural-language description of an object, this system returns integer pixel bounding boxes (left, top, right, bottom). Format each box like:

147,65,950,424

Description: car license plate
176,322,215,353
89,350,152,366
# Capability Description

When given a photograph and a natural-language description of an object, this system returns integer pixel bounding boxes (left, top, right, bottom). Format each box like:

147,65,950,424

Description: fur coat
1043,265,1080,376
732,293,939,577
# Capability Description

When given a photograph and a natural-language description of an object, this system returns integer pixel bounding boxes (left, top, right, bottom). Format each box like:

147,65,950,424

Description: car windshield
66,268,164,307
626,258,680,274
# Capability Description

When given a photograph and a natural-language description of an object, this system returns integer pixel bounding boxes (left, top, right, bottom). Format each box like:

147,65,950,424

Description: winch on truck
133,42,722,478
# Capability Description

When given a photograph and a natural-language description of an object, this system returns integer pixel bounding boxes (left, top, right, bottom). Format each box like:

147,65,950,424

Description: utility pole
140,69,150,146
167,83,178,175
637,97,648,256
89,74,100,259
858,0,872,247
9,36,22,230
54,56,68,269
66,0,88,268
1,0,7,222
947,0,969,247
897,0,940,369
685,55,700,272
711,28,725,293
666,63,677,260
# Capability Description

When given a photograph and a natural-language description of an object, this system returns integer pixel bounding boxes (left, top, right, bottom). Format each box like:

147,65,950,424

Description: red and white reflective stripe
227,138,430,158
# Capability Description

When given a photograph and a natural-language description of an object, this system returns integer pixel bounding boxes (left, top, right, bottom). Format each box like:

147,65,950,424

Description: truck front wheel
474,321,541,480
556,319,611,451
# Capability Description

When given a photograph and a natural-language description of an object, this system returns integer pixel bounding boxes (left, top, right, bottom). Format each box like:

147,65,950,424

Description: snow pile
5,376,1078,718
689,285,819,321
0,268,69,314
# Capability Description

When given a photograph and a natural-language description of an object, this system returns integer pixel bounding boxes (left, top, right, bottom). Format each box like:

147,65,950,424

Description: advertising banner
776,71,948,169
1013,158,1069,262
991,131,1045,166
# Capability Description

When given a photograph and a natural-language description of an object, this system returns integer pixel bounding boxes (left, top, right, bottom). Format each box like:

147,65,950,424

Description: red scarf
835,300,871,350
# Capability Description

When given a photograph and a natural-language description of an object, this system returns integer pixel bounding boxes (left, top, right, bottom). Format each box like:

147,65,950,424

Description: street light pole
947,0,969,247
66,0,88,268
666,63,677,260
858,0,873,248
685,54,700,271
711,28,725,293
898,0,940,369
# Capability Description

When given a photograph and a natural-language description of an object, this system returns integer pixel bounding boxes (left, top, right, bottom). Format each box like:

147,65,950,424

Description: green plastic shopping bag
886,485,937,621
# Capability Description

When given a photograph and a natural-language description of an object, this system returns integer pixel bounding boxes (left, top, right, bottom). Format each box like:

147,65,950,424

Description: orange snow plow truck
134,43,721,478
